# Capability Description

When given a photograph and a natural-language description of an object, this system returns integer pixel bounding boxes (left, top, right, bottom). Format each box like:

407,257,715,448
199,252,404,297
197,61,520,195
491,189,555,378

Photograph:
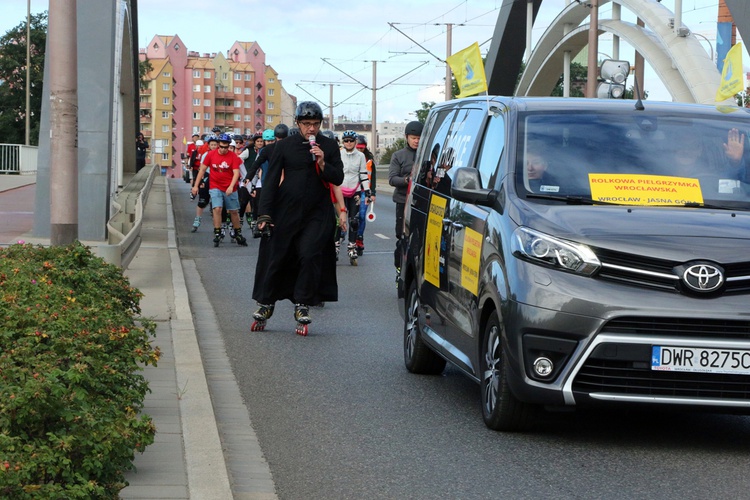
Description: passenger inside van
524,143,562,193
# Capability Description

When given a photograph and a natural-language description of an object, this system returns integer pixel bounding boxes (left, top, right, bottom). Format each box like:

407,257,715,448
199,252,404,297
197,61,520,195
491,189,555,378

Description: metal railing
0,144,38,175
103,164,157,268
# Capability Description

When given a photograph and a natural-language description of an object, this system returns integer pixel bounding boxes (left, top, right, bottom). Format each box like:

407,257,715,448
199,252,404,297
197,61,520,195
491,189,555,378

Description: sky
2,1,746,123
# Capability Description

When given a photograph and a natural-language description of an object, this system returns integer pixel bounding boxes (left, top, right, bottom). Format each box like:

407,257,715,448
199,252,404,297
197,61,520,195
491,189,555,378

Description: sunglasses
218,145,230,149
342,139,355,143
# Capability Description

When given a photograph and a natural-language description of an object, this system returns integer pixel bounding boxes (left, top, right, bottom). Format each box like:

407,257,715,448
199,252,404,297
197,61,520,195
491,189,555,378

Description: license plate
651,346,750,374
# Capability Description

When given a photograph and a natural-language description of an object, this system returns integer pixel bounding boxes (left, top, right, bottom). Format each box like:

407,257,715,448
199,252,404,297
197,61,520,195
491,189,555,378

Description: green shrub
0,242,159,498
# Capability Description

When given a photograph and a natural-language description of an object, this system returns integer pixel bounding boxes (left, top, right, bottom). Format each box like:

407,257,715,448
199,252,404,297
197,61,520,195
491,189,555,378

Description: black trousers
394,202,405,268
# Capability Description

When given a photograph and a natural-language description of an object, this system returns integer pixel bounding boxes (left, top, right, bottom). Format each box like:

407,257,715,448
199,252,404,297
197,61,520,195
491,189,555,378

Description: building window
204,86,211,93
204,99,211,106
161,111,169,118
204,71,211,79
222,73,228,80
253,49,259,56
204,113,211,120
235,100,241,107
235,73,242,80
193,112,199,119
256,82,263,91
193,70,200,78
162,125,170,132
162,97,170,105
193,98,200,105
162,153,170,161
162,83,170,91
266,116,273,123
244,102,251,108
193,84,200,92
268,88,275,96
235,114,242,121
269,77,275,83
234,87,241,94
267,102,274,110
173,43,180,51
245,115,251,122
245,74,251,81
163,71,171,77
244,88,251,95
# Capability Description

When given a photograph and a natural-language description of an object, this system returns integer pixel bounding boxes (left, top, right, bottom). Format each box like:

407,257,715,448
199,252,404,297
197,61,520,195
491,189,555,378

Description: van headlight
511,227,600,275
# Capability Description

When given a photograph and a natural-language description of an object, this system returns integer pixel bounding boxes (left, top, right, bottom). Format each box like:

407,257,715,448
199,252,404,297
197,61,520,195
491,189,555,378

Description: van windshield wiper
524,193,620,206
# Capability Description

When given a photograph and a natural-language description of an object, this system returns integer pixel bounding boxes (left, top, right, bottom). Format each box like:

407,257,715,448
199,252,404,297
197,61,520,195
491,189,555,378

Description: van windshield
516,111,750,208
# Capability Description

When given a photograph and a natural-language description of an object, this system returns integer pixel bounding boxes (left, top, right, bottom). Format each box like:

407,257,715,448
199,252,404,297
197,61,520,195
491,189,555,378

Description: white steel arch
516,0,723,104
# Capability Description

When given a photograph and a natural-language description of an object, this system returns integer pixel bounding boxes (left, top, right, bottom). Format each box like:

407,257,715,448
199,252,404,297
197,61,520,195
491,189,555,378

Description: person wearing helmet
337,130,370,265
389,120,423,274
250,101,344,336
354,134,376,256
262,129,275,143
191,133,248,247
274,123,289,140
190,136,218,232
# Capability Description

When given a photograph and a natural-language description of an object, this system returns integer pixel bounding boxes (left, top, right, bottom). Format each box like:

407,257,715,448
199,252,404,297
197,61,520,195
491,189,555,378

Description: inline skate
250,303,275,331
294,304,311,336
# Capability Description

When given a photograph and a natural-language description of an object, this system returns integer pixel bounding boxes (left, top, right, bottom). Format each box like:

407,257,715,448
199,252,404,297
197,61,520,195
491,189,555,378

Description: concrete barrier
105,165,157,268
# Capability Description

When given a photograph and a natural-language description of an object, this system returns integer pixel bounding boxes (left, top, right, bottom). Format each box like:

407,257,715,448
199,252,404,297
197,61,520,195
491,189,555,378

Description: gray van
399,97,750,431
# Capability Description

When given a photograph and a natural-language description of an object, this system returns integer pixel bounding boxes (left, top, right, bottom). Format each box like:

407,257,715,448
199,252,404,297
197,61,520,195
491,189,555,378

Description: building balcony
141,130,152,138
139,88,151,95
140,115,152,123
139,101,151,110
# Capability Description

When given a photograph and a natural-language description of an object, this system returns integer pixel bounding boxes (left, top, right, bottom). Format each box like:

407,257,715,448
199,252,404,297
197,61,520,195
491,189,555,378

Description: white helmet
195,140,204,146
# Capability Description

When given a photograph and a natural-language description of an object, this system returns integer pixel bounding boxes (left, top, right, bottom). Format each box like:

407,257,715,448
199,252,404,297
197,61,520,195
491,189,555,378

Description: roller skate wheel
295,323,308,336
350,257,358,266
250,320,266,332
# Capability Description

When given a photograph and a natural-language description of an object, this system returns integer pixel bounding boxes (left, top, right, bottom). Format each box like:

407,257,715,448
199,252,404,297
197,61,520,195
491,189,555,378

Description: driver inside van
524,143,561,193
670,128,747,193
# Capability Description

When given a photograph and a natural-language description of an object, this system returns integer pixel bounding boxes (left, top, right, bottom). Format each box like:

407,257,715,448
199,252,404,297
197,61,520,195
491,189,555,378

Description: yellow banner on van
461,227,482,296
589,174,704,205
424,194,448,288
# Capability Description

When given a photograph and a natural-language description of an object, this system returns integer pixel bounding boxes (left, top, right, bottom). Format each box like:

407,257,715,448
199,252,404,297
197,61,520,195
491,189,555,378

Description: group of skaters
182,101,387,336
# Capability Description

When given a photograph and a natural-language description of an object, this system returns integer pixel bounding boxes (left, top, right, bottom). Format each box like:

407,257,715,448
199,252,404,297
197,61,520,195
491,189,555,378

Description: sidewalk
0,175,275,499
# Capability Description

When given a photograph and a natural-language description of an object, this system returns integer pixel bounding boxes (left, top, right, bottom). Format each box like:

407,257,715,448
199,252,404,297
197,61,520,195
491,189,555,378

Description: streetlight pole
586,0,600,98
445,23,453,101
25,0,31,145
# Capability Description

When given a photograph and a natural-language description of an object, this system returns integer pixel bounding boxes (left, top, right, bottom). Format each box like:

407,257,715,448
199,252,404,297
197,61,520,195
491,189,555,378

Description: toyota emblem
682,264,724,293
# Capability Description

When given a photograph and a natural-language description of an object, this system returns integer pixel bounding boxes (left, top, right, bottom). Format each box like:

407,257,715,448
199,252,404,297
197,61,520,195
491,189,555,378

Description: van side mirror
450,167,496,206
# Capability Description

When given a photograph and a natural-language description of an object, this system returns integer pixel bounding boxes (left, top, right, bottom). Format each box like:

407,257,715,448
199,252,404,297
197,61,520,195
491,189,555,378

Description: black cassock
252,133,344,305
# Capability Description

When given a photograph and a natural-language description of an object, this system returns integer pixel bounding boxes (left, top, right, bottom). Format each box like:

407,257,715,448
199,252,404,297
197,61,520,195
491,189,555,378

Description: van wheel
404,281,446,375
481,311,536,431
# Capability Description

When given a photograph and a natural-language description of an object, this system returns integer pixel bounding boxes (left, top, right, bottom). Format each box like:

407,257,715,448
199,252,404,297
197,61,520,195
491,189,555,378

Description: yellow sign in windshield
589,174,704,205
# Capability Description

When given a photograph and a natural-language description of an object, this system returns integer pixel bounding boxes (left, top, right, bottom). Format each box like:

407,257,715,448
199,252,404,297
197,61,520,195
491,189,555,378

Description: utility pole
586,0,599,98
371,61,377,155
329,84,334,130
445,23,453,100
49,0,78,245
25,0,31,145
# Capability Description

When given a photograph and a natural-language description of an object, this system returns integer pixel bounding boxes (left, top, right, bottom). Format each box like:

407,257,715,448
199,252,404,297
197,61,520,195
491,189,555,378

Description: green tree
380,138,406,165
139,58,153,91
414,101,435,124
551,62,587,97
0,12,47,146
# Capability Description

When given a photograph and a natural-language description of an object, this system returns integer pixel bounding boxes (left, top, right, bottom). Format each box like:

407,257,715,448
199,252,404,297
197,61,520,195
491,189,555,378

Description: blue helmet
342,130,357,140
262,129,275,141
218,133,232,143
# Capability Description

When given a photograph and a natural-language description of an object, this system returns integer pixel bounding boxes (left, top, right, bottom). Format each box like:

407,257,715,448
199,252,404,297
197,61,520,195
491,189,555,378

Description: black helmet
405,121,423,137
274,123,289,139
288,127,300,136
321,130,335,140
211,126,222,133
356,134,367,146
295,101,324,122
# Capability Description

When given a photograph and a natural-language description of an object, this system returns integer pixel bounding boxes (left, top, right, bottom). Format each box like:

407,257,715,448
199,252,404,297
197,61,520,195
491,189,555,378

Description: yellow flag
446,42,487,99
716,42,744,102
182,136,187,145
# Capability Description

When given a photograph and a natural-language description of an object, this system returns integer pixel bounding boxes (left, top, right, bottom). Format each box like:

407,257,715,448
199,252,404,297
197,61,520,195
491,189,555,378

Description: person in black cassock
250,101,344,335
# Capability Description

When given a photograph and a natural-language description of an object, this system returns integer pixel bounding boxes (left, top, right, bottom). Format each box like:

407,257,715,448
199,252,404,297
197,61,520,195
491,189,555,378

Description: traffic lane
169,179,750,499
0,184,35,245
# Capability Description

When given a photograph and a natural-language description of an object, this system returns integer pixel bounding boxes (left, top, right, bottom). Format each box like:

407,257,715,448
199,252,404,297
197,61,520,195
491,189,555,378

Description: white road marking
374,233,390,240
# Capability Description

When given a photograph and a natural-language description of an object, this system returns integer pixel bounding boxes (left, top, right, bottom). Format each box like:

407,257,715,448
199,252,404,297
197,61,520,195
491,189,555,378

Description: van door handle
451,222,464,231
442,218,452,229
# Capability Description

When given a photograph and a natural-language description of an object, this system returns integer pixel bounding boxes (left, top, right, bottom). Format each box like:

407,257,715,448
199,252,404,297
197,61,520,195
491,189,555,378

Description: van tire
404,281,446,375
480,311,536,431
